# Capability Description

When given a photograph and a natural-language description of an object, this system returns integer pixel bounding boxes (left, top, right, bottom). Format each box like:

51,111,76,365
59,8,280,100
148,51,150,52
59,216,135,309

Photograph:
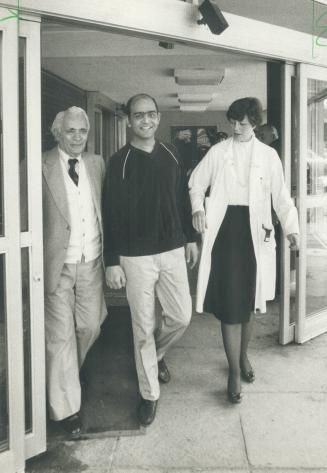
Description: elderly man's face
58,112,89,157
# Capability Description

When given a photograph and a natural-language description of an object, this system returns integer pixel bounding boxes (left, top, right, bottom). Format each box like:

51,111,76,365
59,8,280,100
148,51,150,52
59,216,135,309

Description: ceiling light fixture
197,0,229,35
178,93,214,103
174,68,224,86
158,41,174,49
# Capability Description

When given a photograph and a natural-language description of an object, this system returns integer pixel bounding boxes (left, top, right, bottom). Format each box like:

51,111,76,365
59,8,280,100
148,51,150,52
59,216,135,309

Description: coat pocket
261,224,276,251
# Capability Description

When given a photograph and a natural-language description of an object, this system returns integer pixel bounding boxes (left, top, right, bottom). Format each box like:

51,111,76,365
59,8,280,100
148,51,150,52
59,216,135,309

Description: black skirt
204,205,256,324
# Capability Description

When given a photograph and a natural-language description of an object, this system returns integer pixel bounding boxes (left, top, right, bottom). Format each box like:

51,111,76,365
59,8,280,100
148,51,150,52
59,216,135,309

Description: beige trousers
121,247,192,401
44,256,106,421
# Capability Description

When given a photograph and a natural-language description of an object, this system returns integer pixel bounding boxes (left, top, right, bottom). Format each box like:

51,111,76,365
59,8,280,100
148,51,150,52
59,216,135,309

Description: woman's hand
105,265,126,289
287,233,300,251
192,210,207,233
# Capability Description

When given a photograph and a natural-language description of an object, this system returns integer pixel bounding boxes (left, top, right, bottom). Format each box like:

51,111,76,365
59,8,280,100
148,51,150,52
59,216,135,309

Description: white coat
189,137,299,314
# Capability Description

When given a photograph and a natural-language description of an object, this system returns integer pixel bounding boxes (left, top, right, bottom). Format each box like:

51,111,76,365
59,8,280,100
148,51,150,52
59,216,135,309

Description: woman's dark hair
226,97,263,127
123,93,159,117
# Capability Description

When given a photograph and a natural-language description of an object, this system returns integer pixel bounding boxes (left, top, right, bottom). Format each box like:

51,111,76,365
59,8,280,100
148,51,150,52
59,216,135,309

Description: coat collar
42,147,98,225
221,136,262,167
43,147,70,224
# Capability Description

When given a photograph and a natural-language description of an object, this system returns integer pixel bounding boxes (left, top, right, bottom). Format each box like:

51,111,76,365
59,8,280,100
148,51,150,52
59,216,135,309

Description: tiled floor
26,301,327,473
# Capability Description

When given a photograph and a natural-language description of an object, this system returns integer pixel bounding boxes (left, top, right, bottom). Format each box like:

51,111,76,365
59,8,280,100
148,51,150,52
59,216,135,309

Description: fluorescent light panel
180,103,209,112
174,68,224,86
178,93,214,103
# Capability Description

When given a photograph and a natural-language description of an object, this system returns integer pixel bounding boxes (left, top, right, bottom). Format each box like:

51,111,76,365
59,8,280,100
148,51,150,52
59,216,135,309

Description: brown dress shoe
158,358,170,383
61,413,82,439
138,398,158,426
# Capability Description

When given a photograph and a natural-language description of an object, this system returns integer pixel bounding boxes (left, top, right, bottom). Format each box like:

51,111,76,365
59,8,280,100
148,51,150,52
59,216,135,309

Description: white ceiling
41,23,267,112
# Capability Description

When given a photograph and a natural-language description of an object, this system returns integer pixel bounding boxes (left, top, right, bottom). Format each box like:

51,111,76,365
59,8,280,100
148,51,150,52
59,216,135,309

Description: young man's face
58,112,89,157
128,97,160,141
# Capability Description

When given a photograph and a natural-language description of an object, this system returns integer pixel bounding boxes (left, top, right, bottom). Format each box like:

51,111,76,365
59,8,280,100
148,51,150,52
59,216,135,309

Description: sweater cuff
104,252,120,267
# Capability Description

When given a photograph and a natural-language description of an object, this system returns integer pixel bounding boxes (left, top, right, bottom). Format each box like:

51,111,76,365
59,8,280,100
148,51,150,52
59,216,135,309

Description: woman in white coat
189,98,299,403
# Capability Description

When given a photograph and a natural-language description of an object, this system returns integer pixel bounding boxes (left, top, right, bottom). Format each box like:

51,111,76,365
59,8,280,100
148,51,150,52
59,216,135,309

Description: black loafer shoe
241,369,255,383
158,358,170,384
61,413,82,439
138,398,158,426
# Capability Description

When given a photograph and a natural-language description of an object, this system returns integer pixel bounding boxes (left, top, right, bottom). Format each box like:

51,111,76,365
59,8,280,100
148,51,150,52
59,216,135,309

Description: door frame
19,16,46,460
0,7,25,473
279,63,296,344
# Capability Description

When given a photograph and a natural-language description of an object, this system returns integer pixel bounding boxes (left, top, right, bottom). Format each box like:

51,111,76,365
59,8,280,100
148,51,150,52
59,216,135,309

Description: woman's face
229,115,255,142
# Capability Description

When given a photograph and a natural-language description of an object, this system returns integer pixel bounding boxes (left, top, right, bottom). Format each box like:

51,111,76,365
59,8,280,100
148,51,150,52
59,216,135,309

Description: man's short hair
123,94,159,117
51,106,90,142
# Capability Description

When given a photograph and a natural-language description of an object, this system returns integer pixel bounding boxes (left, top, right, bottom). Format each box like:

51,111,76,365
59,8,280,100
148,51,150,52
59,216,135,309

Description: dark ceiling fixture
197,0,229,35
158,41,175,49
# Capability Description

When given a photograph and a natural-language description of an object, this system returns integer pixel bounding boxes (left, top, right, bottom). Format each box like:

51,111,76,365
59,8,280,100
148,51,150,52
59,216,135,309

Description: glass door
19,17,46,460
296,63,327,343
0,7,25,473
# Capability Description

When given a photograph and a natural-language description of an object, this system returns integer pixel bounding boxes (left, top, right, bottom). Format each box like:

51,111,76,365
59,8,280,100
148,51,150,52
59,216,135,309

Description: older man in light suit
42,106,106,438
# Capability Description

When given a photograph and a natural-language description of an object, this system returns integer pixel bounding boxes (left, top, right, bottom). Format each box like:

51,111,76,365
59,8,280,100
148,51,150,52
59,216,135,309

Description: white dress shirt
227,138,253,205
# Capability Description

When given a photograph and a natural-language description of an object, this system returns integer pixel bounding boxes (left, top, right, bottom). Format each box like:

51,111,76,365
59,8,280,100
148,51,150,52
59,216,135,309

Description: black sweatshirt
102,141,196,266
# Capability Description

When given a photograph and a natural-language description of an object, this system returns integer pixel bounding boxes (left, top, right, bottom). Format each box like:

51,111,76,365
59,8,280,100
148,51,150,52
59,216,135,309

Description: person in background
189,97,299,403
103,93,198,426
173,128,194,175
216,131,228,143
42,106,106,438
256,123,280,154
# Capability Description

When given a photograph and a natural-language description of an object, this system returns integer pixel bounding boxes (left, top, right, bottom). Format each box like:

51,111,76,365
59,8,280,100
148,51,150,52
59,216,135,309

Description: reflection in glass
94,111,101,155
289,254,297,324
19,38,28,232
0,254,9,451
0,33,4,237
289,75,297,325
306,78,327,316
21,248,32,433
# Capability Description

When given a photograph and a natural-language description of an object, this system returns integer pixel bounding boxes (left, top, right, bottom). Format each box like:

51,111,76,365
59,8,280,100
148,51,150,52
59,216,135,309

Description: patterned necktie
68,158,79,186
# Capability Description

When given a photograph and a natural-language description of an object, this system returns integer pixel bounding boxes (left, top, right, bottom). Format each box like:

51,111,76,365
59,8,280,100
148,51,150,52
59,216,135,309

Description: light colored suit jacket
42,146,105,293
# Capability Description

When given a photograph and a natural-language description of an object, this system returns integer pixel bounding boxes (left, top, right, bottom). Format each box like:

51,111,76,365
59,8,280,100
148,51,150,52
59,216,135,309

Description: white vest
59,150,101,263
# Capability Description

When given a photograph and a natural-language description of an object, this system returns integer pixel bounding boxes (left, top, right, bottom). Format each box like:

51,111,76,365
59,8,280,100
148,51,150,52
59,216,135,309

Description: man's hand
185,242,199,269
287,233,300,251
105,265,126,289
192,210,207,234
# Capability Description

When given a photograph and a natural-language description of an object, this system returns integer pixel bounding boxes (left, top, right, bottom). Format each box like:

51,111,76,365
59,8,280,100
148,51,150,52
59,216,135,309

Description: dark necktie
68,158,79,186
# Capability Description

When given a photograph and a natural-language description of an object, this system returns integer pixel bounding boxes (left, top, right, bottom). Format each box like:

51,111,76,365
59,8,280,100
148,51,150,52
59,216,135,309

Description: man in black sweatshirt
103,93,198,426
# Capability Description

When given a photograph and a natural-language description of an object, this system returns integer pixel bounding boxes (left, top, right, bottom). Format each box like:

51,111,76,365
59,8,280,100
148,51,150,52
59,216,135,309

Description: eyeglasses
132,111,158,120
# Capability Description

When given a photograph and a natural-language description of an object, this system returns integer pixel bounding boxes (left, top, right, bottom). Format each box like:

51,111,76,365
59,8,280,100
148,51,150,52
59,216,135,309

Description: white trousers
44,256,106,421
121,247,192,401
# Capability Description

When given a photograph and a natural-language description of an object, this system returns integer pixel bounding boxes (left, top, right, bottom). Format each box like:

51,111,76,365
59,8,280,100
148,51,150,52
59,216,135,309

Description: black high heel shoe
241,369,255,383
227,374,242,404
227,390,242,404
